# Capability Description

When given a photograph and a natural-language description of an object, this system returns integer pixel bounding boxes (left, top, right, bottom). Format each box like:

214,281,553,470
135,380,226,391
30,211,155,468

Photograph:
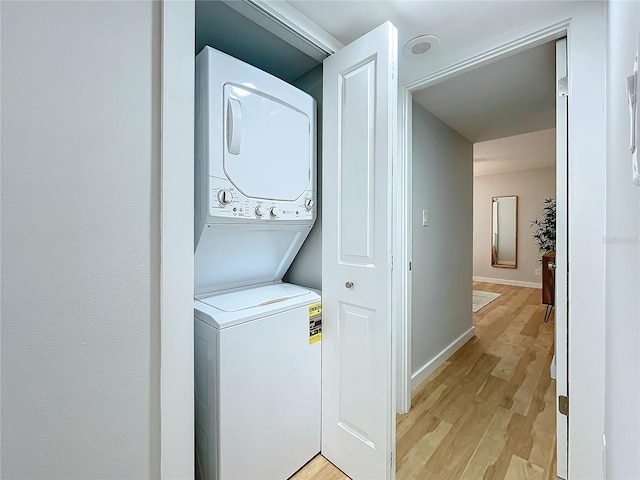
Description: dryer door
223,84,311,201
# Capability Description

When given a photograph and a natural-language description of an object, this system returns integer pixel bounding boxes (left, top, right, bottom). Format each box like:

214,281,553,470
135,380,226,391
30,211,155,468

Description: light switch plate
422,209,429,227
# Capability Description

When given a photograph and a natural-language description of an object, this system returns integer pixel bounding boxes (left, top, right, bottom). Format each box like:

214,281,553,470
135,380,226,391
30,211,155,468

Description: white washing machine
193,47,320,480
194,283,321,480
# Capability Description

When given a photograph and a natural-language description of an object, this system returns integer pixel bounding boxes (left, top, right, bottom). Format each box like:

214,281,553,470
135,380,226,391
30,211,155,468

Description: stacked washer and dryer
193,47,321,480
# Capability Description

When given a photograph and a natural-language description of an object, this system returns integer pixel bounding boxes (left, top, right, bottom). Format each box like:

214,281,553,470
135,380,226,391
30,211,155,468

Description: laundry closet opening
192,2,327,479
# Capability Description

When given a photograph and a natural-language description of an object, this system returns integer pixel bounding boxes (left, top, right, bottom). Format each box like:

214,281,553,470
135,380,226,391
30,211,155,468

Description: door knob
345,281,354,289
548,262,556,270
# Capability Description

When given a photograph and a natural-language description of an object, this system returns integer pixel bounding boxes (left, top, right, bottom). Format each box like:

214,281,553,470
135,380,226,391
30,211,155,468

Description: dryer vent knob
304,198,314,211
255,206,264,217
270,207,280,218
217,189,233,205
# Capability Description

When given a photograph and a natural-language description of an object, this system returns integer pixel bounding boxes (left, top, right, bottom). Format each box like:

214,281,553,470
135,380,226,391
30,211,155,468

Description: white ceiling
473,128,556,176
412,41,556,143
286,1,577,62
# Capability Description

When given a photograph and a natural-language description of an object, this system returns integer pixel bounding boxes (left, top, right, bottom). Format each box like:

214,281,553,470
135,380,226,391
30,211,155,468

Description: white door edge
395,87,413,414
555,37,569,480
160,1,196,479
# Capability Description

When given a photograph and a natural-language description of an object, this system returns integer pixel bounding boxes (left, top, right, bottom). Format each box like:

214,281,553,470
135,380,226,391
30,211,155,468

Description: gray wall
473,167,556,285
605,2,640,477
411,103,473,377
284,66,323,290
1,2,161,478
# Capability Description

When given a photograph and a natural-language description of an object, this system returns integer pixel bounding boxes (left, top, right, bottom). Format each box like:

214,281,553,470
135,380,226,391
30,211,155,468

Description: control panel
208,176,315,222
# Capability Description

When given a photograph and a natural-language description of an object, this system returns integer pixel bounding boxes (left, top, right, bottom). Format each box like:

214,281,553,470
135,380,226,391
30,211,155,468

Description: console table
542,251,556,322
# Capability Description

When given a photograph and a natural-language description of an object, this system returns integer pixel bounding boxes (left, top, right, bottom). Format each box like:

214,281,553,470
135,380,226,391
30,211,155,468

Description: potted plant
531,198,556,257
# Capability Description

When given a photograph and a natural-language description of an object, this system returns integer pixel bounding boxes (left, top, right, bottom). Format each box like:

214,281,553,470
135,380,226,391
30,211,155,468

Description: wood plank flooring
291,283,559,480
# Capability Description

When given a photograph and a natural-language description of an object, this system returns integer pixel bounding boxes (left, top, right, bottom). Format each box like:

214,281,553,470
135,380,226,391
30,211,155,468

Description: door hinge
390,451,394,467
558,76,568,97
409,261,412,271
391,255,393,270
559,395,569,416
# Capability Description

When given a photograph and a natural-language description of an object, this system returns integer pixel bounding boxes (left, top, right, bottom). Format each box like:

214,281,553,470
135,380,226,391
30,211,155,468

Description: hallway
293,283,558,480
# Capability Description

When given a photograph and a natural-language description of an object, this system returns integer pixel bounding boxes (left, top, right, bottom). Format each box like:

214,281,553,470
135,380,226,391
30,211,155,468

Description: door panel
339,61,376,264
322,21,398,480
338,302,376,446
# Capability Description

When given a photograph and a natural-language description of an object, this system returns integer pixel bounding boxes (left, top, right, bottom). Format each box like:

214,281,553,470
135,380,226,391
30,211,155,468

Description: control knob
255,205,264,217
217,189,233,205
270,206,280,218
304,198,314,211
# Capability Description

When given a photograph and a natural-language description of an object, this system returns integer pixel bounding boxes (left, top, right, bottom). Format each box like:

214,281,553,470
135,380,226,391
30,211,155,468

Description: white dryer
194,46,317,296
193,47,320,480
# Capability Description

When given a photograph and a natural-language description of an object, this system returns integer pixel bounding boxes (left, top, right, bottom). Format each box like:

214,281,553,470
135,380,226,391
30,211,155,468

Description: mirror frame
491,195,518,269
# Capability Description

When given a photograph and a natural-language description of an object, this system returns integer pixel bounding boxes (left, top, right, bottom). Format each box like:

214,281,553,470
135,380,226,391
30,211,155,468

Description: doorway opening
398,37,567,479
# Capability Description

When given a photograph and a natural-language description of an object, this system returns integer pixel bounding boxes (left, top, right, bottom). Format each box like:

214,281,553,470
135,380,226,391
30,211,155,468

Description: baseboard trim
473,276,542,289
411,327,476,391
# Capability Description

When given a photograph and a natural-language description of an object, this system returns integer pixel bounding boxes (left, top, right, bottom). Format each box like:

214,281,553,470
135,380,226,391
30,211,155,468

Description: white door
555,37,569,480
321,21,398,480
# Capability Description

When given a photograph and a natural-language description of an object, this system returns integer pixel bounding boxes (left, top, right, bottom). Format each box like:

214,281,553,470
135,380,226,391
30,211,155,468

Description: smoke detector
403,35,440,57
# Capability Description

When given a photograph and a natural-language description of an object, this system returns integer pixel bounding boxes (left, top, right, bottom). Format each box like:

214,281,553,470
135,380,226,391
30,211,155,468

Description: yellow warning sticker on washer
309,302,322,344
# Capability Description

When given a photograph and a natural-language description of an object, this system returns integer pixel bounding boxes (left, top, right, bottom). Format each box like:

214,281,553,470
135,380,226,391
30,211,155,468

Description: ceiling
287,0,577,61
412,41,556,143
473,128,556,176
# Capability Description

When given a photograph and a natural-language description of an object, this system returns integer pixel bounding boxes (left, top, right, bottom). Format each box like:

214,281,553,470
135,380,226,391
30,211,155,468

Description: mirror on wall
491,196,518,268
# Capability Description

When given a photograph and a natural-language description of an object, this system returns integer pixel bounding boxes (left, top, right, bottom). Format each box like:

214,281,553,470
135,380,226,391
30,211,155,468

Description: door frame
396,6,607,479
159,1,342,477
160,1,196,478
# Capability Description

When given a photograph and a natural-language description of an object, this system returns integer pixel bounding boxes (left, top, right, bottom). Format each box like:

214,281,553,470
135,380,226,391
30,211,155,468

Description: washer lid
195,283,321,329
200,283,309,312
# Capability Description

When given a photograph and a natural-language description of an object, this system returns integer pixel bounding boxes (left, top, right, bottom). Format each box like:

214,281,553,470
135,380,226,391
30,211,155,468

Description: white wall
410,103,473,384
473,167,556,286
284,66,323,290
1,2,161,478
604,2,640,478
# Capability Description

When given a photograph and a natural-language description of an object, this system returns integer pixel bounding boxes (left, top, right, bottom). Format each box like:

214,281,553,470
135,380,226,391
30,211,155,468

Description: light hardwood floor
291,283,559,480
